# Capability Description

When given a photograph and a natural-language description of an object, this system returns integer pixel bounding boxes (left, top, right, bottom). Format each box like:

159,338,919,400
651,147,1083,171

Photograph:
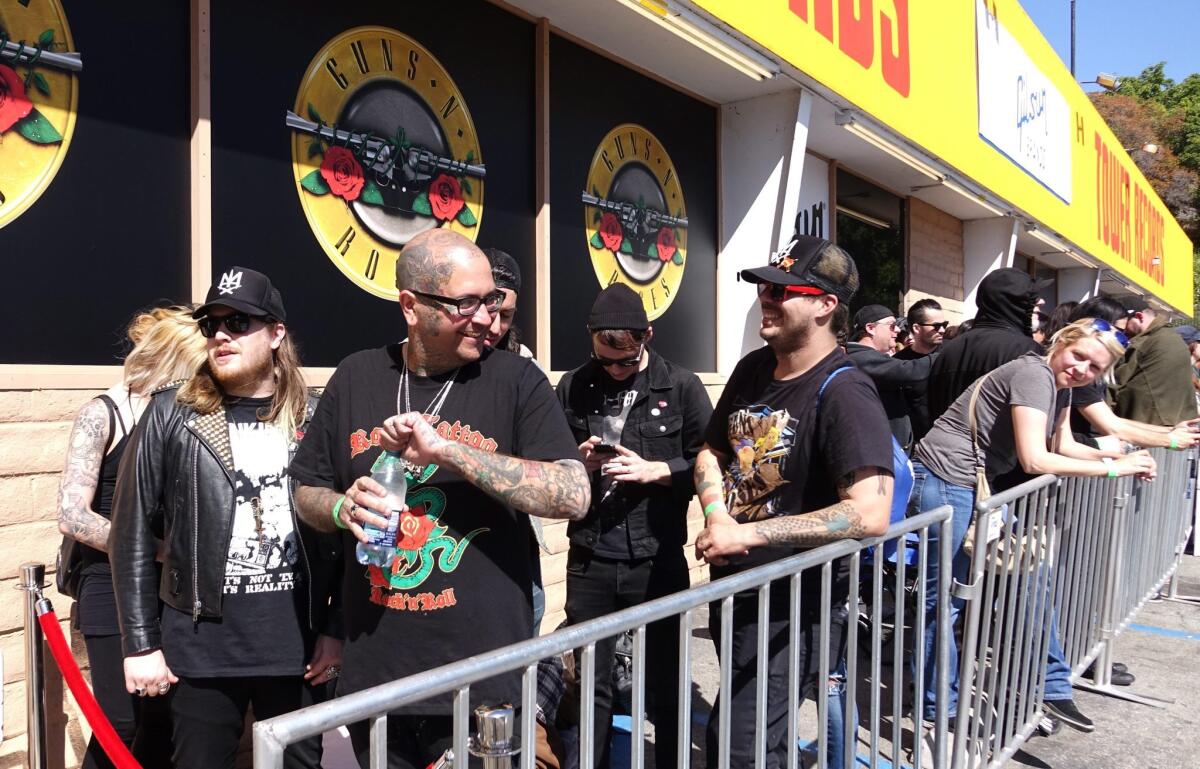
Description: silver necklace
396,343,459,477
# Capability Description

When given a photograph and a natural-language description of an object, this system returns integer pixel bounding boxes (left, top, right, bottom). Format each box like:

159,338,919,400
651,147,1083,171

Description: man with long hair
290,229,589,769
110,267,341,769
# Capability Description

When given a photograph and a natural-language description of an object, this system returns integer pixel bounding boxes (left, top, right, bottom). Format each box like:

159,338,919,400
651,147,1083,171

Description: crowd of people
54,231,1200,769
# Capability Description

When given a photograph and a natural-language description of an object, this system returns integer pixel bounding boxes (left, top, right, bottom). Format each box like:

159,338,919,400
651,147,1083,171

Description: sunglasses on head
198,312,274,339
756,283,825,302
591,344,644,368
1089,318,1129,348
916,321,950,332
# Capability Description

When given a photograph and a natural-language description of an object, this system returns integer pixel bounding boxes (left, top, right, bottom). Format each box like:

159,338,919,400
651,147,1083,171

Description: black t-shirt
161,397,308,677
591,368,648,559
289,345,579,712
704,346,893,597
1069,381,1106,438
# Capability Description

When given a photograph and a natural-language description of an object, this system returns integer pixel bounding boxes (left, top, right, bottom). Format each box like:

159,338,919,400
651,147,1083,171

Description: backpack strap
817,366,855,409
94,394,119,452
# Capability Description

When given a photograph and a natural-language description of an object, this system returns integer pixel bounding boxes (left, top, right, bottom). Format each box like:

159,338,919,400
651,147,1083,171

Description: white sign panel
791,154,830,241
975,0,1072,203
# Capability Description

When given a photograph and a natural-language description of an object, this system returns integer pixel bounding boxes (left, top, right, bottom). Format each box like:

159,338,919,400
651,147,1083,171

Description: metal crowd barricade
953,447,1198,768
253,508,954,769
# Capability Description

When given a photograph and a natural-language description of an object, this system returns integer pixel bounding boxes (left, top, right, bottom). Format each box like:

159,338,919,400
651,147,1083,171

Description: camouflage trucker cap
739,236,860,304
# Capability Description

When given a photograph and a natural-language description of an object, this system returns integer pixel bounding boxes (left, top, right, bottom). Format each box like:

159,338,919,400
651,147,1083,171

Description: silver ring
157,682,171,693
325,665,340,678
134,687,146,696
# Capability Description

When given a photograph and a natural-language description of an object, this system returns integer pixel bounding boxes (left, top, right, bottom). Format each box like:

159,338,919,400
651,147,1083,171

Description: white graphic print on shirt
224,419,297,594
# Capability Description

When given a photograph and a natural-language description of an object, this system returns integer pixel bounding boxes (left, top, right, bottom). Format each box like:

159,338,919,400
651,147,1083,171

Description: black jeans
81,633,173,769
564,547,690,769
705,584,849,769
347,714,453,769
169,675,324,769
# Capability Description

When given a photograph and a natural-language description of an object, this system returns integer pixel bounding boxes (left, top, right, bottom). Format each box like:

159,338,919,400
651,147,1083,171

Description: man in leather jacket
110,267,341,769
555,284,712,769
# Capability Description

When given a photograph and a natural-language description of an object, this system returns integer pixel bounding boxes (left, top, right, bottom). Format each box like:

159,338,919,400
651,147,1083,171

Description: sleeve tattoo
57,399,113,551
753,468,887,547
439,443,590,519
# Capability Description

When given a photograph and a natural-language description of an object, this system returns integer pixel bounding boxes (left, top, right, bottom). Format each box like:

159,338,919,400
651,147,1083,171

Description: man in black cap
845,304,939,451
483,247,536,360
1111,295,1198,426
111,267,341,769
693,236,894,769
555,283,712,769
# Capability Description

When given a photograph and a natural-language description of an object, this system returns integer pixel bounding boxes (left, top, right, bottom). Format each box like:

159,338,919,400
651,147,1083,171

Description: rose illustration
656,227,677,262
599,212,624,252
0,65,34,134
429,173,466,221
319,146,365,201
395,510,435,551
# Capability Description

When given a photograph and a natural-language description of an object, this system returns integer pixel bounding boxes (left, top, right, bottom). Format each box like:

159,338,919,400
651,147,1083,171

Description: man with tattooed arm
290,229,589,769
693,236,894,769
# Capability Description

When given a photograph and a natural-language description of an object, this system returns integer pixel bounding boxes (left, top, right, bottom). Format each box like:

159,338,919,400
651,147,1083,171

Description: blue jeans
908,461,974,722
1043,598,1074,701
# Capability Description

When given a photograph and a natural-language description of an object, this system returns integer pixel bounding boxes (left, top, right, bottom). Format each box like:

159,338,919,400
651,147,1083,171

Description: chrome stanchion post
469,703,521,769
19,563,48,769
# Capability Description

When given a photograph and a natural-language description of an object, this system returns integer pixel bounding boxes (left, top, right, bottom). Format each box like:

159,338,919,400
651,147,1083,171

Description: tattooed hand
695,520,754,566
380,412,450,467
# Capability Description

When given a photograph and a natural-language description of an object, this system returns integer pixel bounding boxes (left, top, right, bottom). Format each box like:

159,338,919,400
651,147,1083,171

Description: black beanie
587,284,649,331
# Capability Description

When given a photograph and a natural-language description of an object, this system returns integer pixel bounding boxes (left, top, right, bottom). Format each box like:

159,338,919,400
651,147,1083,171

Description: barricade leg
20,563,48,769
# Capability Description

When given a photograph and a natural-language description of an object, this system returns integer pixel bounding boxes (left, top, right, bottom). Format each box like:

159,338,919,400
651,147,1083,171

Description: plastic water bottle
355,451,407,568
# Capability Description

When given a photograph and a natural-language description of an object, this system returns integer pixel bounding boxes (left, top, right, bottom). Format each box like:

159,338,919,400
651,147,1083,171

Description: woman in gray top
909,317,1156,734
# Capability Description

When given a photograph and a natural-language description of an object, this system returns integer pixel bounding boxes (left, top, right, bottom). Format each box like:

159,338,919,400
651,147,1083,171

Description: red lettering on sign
1092,130,1165,285
839,0,874,68
788,0,909,97
880,0,910,96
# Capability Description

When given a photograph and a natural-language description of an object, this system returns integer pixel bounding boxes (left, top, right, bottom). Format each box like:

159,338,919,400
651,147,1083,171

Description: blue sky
1022,0,1200,87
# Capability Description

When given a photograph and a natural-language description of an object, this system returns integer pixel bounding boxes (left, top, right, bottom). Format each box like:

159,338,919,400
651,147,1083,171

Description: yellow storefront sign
693,0,1193,311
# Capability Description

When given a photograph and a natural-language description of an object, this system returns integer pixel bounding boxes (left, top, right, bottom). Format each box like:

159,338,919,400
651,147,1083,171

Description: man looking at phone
555,284,712,769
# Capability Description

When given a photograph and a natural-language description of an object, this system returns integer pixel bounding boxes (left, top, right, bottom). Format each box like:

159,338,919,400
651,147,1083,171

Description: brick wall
0,381,724,767
906,198,966,323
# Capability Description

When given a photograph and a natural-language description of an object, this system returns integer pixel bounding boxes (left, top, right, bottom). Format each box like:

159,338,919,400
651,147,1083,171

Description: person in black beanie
555,284,712,769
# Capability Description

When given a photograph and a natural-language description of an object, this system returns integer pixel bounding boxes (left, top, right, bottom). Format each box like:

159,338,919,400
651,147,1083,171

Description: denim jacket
556,349,712,557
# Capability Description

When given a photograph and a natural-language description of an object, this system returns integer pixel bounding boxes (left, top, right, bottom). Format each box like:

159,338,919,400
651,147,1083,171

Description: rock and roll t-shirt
288,345,579,713
160,397,308,677
915,353,1066,488
704,346,894,596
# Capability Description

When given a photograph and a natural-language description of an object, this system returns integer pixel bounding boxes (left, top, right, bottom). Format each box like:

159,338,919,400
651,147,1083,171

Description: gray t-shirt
915,353,1058,487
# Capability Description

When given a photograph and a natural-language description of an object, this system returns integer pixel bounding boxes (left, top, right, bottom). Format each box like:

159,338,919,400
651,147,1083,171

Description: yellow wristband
332,495,349,530
703,501,722,519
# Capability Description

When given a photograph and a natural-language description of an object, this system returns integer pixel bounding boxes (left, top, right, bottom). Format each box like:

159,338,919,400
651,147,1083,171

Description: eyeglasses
411,289,504,317
1090,318,1129,348
916,321,950,332
592,344,644,368
198,312,274,338
756,283,825,302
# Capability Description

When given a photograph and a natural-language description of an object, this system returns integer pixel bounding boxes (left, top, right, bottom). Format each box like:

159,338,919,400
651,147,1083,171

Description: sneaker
1083,662,1134,684
1037,713,1061,736
1043,699,1095,733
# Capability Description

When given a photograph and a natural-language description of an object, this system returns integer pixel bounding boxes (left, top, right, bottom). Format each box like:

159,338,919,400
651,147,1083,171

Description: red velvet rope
37,609,142,769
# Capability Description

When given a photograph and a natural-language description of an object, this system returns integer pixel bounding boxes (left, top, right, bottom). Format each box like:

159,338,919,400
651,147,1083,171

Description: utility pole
1070,0,1077,77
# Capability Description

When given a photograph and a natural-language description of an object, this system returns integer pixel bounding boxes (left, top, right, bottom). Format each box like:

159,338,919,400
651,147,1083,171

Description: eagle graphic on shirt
722,405,798,522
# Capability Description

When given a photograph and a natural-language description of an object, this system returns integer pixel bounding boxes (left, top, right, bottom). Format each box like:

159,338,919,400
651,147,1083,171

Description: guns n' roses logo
583,124,687,320
0,0,82,229
288,27,485,300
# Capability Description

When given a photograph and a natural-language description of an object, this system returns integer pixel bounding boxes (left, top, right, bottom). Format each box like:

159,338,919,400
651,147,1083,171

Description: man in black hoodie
926,268,1045,422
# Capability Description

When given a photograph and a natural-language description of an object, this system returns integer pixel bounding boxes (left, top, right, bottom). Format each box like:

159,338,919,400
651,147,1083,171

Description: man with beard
692,236,894,769
1112,295,1199,426
895,298,946,443
290,229,589,769
111,267,342,769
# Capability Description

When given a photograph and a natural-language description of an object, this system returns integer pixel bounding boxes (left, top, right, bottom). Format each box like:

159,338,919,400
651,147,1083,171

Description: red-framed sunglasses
756,283,825,301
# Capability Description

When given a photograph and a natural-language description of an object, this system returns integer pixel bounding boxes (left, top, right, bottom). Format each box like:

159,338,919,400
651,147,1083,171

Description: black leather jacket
109,388,342,657
556,350,712,557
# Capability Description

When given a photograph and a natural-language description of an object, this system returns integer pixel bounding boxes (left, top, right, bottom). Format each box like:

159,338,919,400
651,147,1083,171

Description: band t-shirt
704,346,893,598
591,368,648,559
160,397,308,677
289,345,579,713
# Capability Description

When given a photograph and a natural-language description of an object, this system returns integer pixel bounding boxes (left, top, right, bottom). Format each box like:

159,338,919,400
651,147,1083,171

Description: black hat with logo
739,236,860,303
193,266,287,322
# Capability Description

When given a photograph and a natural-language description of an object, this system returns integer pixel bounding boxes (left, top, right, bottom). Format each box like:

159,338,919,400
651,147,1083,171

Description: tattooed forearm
295,485,343,532
439,443,591,519
57,399,112,551
694,449,728,508
752,501,867,547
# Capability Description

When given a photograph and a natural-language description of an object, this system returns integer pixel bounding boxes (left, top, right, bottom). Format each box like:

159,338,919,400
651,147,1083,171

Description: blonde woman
909,318,1157,736
57,306,206,769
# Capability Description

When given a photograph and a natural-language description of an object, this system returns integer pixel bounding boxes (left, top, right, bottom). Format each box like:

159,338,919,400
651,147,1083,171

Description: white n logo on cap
217,270,243,295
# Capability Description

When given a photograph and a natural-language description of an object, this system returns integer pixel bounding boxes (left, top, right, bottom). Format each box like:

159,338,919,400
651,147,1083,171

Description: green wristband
1170,436,1180,451
703,501,722,519
332,495,349,530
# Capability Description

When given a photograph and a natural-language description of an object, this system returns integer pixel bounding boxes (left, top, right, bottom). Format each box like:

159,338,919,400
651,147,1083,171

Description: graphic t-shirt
704,346,893,597
289,345,579,712
160,397,307,677
591,368,648,559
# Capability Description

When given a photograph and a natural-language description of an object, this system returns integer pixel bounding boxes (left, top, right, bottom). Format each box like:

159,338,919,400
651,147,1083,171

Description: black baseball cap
852,304,895,335
193,266,287,322
740,236,860,303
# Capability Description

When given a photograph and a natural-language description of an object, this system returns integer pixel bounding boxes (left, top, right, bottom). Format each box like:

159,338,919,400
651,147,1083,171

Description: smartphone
594,443,618,455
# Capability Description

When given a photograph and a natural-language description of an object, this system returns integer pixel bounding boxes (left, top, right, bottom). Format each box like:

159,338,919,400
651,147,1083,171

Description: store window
834,169,905,313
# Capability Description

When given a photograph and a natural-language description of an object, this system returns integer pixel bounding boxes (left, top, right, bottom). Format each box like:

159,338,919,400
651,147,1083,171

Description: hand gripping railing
253,508,955,769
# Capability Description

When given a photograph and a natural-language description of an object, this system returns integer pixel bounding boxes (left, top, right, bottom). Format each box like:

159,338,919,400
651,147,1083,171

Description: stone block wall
906,198,966,323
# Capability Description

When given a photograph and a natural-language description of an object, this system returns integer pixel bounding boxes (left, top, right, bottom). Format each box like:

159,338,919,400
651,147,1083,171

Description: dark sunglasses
756,283,825,302
412,289,504,317
592,344,644,368
1090,318,1129,348
916,321,950,332
198,312,274,338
